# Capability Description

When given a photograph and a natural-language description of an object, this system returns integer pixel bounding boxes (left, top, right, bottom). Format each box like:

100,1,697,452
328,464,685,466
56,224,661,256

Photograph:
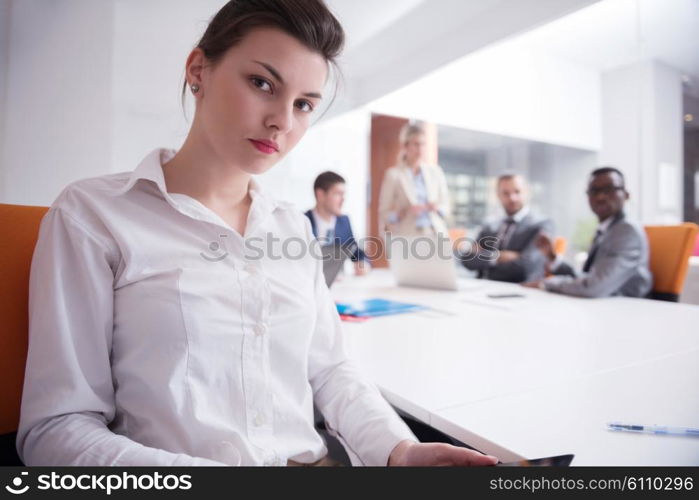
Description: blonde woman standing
378,122,451,237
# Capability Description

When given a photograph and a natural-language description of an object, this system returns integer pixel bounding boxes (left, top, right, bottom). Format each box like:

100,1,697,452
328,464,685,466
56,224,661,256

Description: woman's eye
251,77,272,93
295,100,314,113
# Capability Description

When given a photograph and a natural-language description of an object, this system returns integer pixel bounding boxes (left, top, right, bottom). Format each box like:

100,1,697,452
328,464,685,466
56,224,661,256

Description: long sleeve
489,219,553,283
459,227,498,272
17,207,225,466
434,167,451,224
378,169,399,232
549,259,577,278
543,223,645,298
303,222,415,466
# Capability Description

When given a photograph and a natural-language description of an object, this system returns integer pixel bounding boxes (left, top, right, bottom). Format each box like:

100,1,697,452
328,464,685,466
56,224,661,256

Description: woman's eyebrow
252,60,323,99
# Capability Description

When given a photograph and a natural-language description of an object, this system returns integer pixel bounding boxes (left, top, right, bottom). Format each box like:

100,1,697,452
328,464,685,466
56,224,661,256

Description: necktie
497,218,515,250
582,229,603,273
324,228,334,246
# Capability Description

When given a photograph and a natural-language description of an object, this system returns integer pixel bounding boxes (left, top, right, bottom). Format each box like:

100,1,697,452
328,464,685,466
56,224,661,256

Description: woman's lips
249,139,279,155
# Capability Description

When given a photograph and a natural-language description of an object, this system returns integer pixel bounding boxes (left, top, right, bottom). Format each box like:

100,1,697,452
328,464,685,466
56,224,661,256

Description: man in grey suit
525,167,652,298
458,174,552,283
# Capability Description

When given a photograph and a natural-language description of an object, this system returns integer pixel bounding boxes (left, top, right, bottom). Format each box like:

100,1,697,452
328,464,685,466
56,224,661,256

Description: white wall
1,0,114,205
535,146,598,252
331,0,598,119
111,0,224,175
0,0,11,174
0,0,226,206
368,43,602,152
600,60,684,224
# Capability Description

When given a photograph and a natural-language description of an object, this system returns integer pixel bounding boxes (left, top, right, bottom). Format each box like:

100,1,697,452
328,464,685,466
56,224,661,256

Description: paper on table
336,298,426,317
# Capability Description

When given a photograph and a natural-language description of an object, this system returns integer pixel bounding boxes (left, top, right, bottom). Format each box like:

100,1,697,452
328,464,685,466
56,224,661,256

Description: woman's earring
191,84,200,94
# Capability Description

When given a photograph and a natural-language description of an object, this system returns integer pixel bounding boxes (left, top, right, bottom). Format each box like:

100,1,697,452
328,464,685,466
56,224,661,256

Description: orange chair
644,223,699,302
542,237,568,278
448,227,468,252
448,227,467,242
0,203,49,464
553,236,568,257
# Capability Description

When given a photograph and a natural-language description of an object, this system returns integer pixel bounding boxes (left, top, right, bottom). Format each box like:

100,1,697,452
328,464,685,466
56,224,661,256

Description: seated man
458,174,552,283
305,171,370,275
525,167,652,298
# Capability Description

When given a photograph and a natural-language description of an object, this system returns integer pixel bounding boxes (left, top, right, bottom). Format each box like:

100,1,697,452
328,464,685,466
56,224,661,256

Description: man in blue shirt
305,171,370,275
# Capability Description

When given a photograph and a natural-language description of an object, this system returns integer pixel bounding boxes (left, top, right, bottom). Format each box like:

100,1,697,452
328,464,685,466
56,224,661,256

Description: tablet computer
497,454,574,466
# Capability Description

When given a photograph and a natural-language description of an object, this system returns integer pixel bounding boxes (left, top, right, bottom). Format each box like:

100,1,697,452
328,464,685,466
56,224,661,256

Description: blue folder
336,298,426,317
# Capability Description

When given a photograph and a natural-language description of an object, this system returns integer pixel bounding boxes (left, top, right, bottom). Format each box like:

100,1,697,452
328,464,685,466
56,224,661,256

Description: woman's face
403,133,426,165
191,28,328,175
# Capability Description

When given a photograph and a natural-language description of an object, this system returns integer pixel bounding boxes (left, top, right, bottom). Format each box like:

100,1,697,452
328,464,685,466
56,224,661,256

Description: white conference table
331,269,699,465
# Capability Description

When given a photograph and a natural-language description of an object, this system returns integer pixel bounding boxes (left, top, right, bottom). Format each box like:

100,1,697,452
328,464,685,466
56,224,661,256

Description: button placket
240,269,274,443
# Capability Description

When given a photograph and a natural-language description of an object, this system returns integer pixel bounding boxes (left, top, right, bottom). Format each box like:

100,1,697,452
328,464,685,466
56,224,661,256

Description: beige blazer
378,163,451,236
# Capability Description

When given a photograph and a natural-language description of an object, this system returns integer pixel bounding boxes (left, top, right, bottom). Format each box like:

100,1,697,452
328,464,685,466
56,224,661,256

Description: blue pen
607,422,699,437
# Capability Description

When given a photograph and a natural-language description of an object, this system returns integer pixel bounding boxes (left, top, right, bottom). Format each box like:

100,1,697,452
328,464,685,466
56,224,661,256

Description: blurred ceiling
516,0,699,78
322,0,600,118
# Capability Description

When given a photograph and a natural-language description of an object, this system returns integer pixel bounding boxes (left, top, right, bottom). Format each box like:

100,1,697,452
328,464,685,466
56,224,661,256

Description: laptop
387,234,461,291
321,243,351,288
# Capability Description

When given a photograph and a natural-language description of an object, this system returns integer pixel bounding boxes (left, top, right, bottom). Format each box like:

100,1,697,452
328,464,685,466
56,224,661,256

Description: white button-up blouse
17,149,415,466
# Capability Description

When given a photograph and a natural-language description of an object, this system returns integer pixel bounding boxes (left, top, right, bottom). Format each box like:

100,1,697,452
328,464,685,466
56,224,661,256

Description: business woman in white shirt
18,0,497,467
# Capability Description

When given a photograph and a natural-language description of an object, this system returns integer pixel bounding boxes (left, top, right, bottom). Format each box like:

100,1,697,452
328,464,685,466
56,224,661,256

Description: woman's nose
264,103,293,134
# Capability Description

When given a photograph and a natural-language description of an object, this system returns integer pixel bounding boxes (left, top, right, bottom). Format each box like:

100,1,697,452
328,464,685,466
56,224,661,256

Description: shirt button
254,323,268,336
254,413,266,427
244,263,259,274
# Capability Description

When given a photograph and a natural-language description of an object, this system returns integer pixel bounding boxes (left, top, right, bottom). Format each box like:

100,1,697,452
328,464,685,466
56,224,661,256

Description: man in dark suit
305,171,370,275
458,174,552,283
524,167,652,297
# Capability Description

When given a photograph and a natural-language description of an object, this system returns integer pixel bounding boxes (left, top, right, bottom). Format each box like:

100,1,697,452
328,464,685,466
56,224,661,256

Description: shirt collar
248,177,284,215
506,205,530,223
597,214,618,234
312,208,336,225
114,148,172,197
399,162,425,173
114,148,285,215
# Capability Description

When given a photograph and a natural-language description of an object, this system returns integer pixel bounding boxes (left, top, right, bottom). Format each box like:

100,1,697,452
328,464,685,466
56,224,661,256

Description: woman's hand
497,250,520,263
354,261,370,276
409,204,427,216
388,440,499,467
